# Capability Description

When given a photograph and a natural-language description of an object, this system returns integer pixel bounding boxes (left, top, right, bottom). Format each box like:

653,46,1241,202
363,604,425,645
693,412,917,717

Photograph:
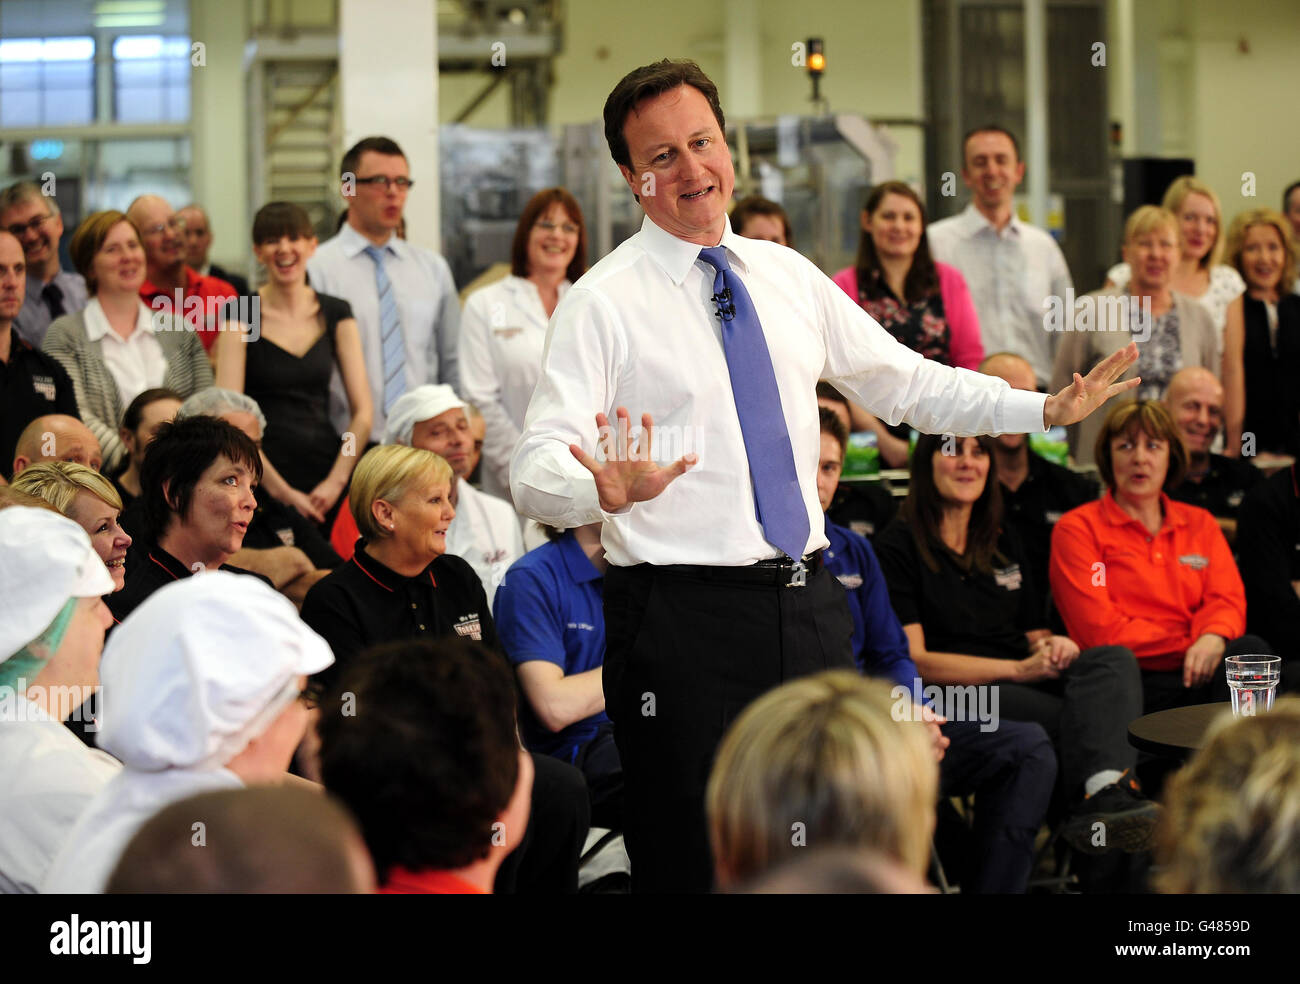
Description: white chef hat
383,384,467,446
0,507,114,668
96,571,334,772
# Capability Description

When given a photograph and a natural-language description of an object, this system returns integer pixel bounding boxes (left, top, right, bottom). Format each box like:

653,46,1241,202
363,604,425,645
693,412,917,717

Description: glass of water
1225,655,1281,717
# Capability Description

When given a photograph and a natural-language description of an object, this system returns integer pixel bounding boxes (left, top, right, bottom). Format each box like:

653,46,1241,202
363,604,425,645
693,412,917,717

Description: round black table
1127,702,1233,758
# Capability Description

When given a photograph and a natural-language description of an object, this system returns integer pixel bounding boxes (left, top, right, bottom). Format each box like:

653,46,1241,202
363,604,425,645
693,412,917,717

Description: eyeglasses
536,220,579,235
141,216,186,237
355,176,415,192
5,213,52,238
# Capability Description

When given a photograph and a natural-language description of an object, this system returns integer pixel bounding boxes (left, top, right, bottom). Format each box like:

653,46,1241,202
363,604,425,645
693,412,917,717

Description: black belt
645,549,824,587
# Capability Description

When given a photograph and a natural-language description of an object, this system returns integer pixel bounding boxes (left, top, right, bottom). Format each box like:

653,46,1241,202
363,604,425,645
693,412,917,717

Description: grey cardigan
1050,286,1217,466
43,306,214,473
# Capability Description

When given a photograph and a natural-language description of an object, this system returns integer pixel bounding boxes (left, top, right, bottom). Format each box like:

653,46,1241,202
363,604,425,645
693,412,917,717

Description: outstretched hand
569,407,697,513
1043,342,1141,428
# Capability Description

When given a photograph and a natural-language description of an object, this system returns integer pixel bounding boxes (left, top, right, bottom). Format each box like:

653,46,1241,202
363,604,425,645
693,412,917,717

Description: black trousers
603,563,855,894
493,751,590,894
1140,634,1272,714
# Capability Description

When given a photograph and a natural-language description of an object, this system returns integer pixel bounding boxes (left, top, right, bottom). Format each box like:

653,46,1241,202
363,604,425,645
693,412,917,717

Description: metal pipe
1024,0,1049,227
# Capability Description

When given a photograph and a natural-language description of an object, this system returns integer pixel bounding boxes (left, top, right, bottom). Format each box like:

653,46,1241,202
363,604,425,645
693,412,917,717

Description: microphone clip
712,288,736,322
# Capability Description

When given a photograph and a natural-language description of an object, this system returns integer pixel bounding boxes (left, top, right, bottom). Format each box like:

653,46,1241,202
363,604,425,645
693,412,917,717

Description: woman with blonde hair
1156,698,1300,893
706,671,937,890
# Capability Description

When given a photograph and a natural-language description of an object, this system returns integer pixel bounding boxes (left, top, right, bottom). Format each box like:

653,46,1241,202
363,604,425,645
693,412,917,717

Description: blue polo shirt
824,517,922,693
494,531,608,761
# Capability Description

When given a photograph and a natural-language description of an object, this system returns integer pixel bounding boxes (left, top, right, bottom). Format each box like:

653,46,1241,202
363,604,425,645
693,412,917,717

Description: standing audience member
459,189,587,501
1235,464,1300,679
1050,401,1266,714
1283,180,1300,289
729,195,793,247
927,126,1072,386
0,182,87,347
112,388,181,507
176,204,251,296
216,201,372,525
42,210,213,474
1221,207,1300,459
127,195,237,351
1052,205,1217,466
43,573,332,893
11,414,101,476
0,508,117,893
1162,367,1259,542
319,639,533,894
0,230,78,478
307,137,461,445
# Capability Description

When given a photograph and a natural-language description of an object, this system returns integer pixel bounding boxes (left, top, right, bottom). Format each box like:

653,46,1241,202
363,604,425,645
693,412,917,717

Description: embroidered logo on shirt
849,520,875,537
275,527,295,547
993,564,1023,591
31,374,56,401
454,615,483,641
567,621,596,632
836,573,865,589
492,326,524,339
1044,510,1064,524
1227,491,1245,508
1178,554,1209,570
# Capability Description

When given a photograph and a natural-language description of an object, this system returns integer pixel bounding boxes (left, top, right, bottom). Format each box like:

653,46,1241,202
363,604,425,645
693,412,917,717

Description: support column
1023,0,1049,226
724,0,761,119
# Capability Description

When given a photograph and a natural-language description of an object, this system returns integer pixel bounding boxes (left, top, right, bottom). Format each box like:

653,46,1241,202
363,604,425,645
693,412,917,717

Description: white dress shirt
82,297,168,409
0,697,121,894
927,204,1073,385
306,224,461,442
459,275,570,500
446,478,526,612
510,215,1048,568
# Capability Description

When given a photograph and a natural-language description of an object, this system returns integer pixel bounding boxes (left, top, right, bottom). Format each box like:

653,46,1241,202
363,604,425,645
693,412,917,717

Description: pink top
831,262,984,371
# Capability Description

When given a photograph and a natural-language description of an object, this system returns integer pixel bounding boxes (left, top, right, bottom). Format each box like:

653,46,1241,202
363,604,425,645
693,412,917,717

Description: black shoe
1062,771,1160,855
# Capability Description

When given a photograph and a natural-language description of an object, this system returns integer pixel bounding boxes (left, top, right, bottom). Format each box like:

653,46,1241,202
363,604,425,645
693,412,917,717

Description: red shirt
140,266,238,351
1050,492,1246,670
378,866,486,894
330,506,360,562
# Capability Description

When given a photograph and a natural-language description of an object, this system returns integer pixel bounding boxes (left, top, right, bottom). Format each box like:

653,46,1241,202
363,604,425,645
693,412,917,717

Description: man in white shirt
307,137,461,444
510,60,1137,893
927,127,1074,386
0,182,88,349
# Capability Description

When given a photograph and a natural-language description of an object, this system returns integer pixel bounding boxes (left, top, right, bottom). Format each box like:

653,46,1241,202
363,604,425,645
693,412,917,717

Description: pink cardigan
831,262,984,371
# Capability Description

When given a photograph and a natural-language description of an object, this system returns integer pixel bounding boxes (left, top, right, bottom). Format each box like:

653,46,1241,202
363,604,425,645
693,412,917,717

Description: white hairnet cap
0,507,114,661
383,384,467,446
97,571,334,771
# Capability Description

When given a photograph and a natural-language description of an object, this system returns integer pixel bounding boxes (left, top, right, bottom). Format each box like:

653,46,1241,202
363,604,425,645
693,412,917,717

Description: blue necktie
698,246,810,561
363,245,407,413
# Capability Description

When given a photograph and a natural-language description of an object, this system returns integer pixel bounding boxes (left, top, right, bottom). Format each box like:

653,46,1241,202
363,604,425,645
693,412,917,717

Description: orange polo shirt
1049,492,1245,671
378,866,486,894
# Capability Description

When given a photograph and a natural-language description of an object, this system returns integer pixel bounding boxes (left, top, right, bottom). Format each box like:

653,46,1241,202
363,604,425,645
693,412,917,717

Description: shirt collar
83,296,155,342
960,202,1021,238
339,222,404,262
1099,490,1186,530
145,545,192,581
637,214,754,286
351,542,436,592
557,530,603,585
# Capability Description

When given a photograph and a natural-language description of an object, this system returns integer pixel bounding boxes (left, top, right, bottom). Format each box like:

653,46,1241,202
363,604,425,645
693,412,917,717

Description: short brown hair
252,201,315,246
819,405,848,455
603,59,725,170
69,210,141,294
1093,400,1187,492
729,196,793,248
1225,207,1298,295
510,188,588,283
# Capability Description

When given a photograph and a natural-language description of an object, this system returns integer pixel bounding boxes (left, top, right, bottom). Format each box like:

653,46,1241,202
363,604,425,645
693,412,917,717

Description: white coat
447,479,526,613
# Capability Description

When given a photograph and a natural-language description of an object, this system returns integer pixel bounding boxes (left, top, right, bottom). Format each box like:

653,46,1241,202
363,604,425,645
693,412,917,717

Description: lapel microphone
712,288,736,322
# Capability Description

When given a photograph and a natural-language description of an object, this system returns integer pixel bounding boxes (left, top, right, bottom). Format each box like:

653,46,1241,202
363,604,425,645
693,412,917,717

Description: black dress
1241,294,1300,456
242,291,353,494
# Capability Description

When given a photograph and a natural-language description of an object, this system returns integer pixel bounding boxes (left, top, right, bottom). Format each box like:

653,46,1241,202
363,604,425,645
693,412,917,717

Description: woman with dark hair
832,182,983,466
458,188,588,500
112,387,181,506
214,201,372,526
875,432,1154,854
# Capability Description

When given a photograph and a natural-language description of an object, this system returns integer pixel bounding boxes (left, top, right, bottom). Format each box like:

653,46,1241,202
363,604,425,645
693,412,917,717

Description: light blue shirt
14,268,88,349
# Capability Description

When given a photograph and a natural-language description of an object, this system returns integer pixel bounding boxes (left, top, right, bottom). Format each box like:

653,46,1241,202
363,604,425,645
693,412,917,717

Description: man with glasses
307,136,461,445
126,194,238,353
0,182,88,349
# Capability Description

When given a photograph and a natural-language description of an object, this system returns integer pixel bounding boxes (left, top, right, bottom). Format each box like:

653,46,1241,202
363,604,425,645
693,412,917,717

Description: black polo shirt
826,481,898,541
1168,452,1261,519
0,332,78,479
300,542,497,690
1235,466,1300,663
875,518,1037,662
107,543,271,625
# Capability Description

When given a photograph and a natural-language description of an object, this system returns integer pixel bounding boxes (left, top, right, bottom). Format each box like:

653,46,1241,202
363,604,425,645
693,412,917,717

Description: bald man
12,414,102,477
981,353,1098,623
1163,367,1260,543
127,195,236,353
176,204,250,296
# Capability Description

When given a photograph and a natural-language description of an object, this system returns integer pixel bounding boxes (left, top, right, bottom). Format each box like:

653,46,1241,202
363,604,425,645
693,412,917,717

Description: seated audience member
0,230,79,479
171,388,340,603
215,201,372,525
0,182,88,348
42,210,213,473
832,181,984,467
302,443,589,895
43,573,331,893
707,672,936,891
329,385,524,609
876,432,1155,853
729,195,793,247
818,409,1054,893
106,786,374,894
112,387,182,507
1231,464,1300,678
0,508,118,893
107,415,266,623
495,523,622,826
465,403,487,486
737,847,931,895
11,462,131,593
11,413,102,476
1163,367,1259,542
176,204,251,297
815,381,897,539
126,195,237,351
1052,205,1218,466
1156,699,1300,894
1221,207,1300,459
1050,401,1267,714
319,639,533,894
981,352,1098,622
